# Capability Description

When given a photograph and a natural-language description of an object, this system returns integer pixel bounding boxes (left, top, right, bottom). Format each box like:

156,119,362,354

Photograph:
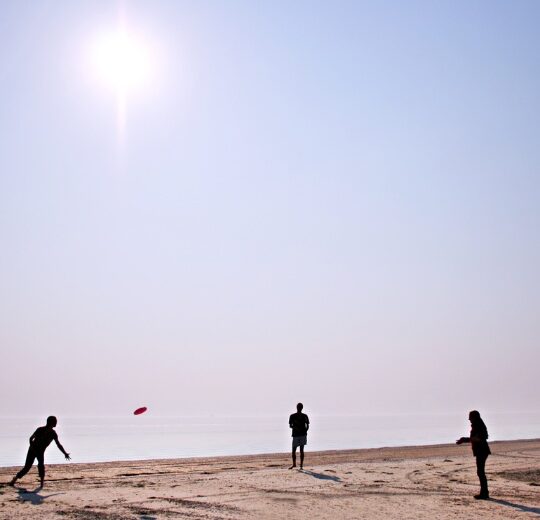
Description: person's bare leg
37,452,45,488
300,446,304,469
289,447,297,469
10,449,36,486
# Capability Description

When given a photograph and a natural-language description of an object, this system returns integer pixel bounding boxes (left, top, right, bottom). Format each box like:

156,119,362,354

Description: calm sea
1,412,538,468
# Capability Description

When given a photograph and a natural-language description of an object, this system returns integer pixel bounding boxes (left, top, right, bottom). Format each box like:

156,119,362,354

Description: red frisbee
133,407,147,416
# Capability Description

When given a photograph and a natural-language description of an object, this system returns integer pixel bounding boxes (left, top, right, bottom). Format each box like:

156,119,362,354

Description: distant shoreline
2,437,538,470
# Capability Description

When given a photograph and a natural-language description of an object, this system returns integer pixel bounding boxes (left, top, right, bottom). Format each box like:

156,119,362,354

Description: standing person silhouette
456,410,491,499
9,416,70,488
289,403,309,470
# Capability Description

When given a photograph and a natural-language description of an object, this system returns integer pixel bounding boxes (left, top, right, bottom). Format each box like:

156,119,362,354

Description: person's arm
29,429,38,446
460,425,487,444
289,415,293,429
305,416,309,432
469,426,488,443
54,435,71,460
456,437,470,444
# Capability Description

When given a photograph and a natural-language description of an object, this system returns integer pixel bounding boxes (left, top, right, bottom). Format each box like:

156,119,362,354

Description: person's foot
8,478,16,487
288,465,296,470
300,465,303,470
474,493,489,500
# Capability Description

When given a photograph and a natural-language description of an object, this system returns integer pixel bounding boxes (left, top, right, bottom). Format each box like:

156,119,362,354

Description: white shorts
292,436,307,449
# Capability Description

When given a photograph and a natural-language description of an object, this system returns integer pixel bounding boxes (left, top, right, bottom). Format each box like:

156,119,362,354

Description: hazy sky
1,1,539,417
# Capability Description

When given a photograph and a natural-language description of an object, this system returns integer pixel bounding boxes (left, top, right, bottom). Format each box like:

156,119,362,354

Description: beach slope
1,439,539,519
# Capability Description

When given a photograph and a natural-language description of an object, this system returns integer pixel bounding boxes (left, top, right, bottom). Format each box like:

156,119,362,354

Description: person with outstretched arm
9,416,70,488
289,403,309,470
456,410,491,499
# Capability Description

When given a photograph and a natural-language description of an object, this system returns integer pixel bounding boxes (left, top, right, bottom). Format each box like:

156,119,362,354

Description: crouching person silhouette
9,416,70,488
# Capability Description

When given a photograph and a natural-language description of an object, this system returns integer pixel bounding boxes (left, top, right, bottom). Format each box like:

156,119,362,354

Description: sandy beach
0,439,538,519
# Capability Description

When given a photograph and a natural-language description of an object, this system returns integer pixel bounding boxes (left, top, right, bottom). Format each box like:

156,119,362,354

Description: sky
1,1,539,418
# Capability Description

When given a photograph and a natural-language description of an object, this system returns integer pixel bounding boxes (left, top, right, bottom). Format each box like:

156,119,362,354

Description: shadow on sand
300,470,341,482
491,499,540,516
17,487,64,505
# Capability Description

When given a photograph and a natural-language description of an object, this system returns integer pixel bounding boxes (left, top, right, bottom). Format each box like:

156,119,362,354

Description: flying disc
133,407,147,416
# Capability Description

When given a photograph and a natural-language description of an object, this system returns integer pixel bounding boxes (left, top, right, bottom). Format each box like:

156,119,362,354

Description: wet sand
1,439,539,519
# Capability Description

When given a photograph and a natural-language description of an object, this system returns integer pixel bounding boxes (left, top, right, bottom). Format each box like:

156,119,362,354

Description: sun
90,27,153,95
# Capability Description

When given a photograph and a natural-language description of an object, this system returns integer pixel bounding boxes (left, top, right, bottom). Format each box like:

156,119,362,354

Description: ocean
1,411,538,468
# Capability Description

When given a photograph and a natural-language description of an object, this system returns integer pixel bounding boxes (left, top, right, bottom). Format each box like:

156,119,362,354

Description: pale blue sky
1,1,539,417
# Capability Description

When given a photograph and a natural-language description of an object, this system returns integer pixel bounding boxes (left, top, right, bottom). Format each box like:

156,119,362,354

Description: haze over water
2,411,539,468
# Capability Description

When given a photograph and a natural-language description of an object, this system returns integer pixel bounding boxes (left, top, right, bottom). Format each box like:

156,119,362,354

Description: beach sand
0,439,538,519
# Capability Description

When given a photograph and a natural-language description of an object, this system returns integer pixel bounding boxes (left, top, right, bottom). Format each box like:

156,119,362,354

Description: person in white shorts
289,403,309,469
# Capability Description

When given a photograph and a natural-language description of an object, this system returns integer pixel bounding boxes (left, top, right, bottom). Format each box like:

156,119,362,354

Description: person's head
297,403,303,412
468,410,481,423
46,416,57,428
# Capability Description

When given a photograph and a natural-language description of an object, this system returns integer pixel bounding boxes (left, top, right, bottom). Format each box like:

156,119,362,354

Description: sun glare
90,27,153,95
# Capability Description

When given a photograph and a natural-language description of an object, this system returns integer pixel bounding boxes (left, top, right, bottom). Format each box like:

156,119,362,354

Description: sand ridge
0,439,539,519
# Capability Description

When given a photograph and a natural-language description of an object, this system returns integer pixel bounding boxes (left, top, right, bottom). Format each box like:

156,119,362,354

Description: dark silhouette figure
289,403,309,470
456,410,491,499
9,416,70,488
